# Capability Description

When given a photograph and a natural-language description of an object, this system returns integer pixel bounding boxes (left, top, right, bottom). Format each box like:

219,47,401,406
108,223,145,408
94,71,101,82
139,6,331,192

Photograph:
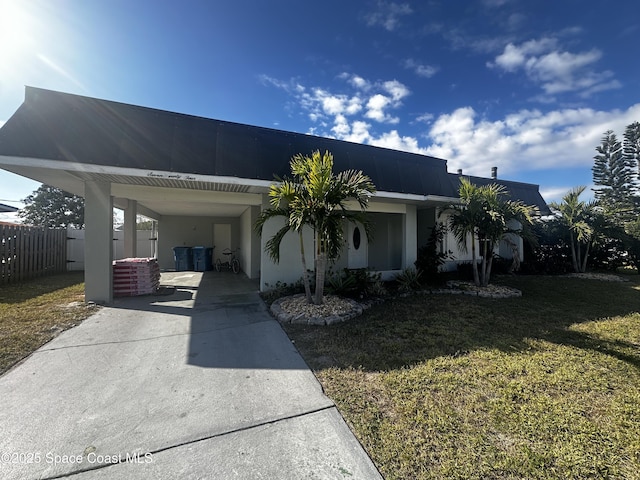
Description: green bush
260,278,306,305
395,267,423,292
327,268,386,299
415,223,452,285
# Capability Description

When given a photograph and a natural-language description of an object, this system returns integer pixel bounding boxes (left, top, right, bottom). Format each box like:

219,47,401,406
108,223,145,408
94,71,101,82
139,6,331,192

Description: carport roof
0,87,549,213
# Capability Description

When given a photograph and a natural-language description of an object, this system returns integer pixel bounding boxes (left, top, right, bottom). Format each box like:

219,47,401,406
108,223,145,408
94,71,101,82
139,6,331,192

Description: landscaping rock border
439,281,522,298
271,294,363,325
561,273,628,282
270,281,522,326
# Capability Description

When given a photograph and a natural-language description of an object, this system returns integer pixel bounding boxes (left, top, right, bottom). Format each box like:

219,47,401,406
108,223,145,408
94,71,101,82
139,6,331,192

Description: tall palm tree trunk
580,241,591,273
569,232,579,273
299,231,312,303
314,253,327,305
484,241,494,287
480,239,488,287
471,235,480,286
576,240,583,273
313,230,327,305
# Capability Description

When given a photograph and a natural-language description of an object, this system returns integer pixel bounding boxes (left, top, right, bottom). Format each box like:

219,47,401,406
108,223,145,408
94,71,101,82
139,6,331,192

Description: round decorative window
353,226,361,250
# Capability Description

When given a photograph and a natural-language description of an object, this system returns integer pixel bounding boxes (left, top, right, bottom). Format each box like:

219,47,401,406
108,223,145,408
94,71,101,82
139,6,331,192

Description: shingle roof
0,87,549,212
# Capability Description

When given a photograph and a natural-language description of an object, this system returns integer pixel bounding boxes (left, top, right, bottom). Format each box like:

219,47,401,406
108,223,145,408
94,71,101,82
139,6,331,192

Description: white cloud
286,74,411,126
344,74,371,91
364,1,412,31
365,94,392,122
425,103,640,177
491,38,557,71
363,81,410,124
331,114,351,137
383,80,410,101
369,130,429,154
259,72,640,191
404,59,439,78
258,74,305,94
415,113,434,123
299,88,363,119
539,186,576,204
336,120,373,144
489,38,621,98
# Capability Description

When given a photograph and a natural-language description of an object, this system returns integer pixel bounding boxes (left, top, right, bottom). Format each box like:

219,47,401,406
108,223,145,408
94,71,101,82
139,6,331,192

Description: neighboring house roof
0,87,549,213
0,203,18,213
455,175,552,216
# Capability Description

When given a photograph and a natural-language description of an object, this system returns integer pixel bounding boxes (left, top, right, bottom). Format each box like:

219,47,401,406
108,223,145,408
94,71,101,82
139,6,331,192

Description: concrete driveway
0,272,382,479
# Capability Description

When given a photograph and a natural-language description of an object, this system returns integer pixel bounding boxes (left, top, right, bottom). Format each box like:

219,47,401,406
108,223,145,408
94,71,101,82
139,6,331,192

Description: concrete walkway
0,272,382,479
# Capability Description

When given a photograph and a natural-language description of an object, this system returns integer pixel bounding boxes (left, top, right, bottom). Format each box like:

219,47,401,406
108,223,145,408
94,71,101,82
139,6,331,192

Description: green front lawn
283,276,640,479
0,272,96,375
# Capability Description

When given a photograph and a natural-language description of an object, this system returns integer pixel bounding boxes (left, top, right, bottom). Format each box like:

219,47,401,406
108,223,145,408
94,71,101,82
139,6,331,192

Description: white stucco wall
157,215,240,271
239,206,262,279
258,200,421,289
259,216,315,291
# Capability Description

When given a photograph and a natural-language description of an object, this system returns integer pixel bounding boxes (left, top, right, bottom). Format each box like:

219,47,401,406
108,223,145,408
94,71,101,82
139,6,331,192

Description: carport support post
84,180,113,303
403,204,417,269
123,199,137,258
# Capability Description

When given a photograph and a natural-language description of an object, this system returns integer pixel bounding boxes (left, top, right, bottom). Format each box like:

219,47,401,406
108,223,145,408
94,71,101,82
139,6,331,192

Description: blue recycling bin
192,246,213,271
173,246,193,271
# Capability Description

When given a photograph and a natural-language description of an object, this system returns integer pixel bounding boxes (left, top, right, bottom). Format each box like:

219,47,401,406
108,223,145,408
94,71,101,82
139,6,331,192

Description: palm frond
254,207,291,235
264,224,292,263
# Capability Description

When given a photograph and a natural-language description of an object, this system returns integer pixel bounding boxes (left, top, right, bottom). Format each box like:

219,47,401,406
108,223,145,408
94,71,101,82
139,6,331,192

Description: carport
0,87,278,302
0,157,267,302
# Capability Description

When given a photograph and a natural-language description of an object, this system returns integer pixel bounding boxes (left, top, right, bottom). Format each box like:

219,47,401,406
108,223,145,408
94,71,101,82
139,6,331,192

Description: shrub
395,267,423,292
587,236,628,271
415,223,452,285
260,278,306,305
327,268,386,299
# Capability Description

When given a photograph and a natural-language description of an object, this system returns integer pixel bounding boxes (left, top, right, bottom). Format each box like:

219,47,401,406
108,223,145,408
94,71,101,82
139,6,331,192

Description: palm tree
448,179,484,286
255,150,376,305
549,186,598,273
446,178,537,286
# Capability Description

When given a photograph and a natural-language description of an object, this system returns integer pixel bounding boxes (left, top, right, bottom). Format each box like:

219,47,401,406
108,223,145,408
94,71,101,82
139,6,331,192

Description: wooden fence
0,224,67,285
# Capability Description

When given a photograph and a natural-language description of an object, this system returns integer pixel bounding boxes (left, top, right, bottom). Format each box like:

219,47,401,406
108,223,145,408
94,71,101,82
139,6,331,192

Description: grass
0,272,98,375
283,275,640,479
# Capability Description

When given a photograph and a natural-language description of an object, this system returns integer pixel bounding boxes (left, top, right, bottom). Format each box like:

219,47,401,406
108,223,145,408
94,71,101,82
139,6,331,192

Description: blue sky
1,0,639,221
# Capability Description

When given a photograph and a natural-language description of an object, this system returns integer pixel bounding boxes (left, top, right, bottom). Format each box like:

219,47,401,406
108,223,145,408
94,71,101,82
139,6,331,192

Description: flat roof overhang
1,156,457,219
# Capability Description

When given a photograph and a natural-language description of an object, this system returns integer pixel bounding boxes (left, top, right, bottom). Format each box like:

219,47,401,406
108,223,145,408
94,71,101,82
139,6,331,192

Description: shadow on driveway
0,270,387,480
110,270,307,370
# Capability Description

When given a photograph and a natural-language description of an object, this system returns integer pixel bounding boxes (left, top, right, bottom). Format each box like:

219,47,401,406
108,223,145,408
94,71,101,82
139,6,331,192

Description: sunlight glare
0,0,33,58
0,0,39,82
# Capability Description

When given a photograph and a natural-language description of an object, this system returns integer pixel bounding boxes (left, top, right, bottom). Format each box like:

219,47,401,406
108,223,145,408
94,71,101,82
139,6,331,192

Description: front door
347,222,367,269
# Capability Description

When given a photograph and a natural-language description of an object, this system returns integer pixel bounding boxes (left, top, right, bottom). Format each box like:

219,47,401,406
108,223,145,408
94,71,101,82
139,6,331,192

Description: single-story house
0,87,549,303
